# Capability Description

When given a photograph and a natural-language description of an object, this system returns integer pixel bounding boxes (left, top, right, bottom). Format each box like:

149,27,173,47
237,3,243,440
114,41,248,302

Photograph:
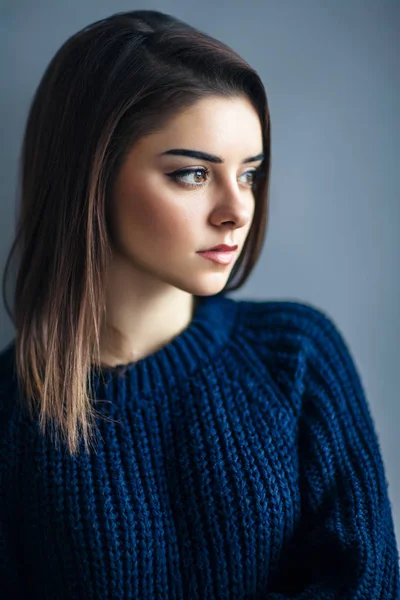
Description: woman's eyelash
165,166,262,188
166,167,209,187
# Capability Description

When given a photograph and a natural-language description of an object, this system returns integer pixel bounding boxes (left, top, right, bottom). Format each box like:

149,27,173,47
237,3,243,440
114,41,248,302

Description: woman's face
109,95,264,297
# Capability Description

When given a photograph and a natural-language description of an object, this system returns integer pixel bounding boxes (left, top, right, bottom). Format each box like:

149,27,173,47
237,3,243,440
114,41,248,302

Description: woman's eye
166,167,260,188
166,167,209,187
239,170,257,185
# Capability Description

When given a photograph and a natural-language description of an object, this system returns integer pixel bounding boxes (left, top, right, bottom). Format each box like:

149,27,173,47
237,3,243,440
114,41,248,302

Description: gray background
1,1,399,544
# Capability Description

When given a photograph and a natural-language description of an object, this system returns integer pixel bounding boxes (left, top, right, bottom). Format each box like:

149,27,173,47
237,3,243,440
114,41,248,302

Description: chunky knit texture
0,293,399,599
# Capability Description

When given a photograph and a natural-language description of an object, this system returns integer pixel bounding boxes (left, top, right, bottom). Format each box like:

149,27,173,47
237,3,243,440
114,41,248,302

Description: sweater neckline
90,292,239,400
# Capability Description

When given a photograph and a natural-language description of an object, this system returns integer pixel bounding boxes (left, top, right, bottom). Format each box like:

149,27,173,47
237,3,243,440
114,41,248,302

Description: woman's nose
209,180,254,230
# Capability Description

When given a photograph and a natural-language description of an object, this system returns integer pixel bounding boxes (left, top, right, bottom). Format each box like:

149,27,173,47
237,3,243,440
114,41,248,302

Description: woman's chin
183,275,231,297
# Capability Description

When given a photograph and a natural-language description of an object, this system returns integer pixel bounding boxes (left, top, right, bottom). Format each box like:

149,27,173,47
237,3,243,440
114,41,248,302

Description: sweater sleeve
268,306,400,599
0,482,23,596
0,366,26,597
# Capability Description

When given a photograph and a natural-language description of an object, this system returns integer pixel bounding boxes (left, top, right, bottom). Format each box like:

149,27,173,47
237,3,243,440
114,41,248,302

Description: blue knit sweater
0,293,399,599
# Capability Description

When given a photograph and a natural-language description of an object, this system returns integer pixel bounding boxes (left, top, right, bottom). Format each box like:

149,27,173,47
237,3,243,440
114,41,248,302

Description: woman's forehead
127,96,263,161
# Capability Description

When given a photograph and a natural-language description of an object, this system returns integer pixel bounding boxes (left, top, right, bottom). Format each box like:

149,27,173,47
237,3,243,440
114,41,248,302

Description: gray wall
1,1,399,544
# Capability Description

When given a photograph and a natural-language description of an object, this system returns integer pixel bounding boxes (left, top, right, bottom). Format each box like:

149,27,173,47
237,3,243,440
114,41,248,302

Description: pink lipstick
197,250,236,265
196,243,238,265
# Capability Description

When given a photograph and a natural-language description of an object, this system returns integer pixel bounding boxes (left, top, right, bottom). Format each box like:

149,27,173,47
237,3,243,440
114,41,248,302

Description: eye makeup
165,166,264,189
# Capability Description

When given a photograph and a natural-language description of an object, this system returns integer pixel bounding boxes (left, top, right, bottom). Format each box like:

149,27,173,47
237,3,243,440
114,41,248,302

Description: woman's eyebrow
160,148,264,164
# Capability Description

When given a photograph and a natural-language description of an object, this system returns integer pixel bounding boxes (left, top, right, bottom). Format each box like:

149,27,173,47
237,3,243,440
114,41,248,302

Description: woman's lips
196,250,236,265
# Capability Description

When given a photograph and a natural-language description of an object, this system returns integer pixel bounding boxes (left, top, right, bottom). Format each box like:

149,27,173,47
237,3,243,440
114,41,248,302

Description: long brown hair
2,10,271,456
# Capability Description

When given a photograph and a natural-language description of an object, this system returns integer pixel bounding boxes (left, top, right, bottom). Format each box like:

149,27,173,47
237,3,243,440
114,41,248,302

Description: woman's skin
99,95,264,367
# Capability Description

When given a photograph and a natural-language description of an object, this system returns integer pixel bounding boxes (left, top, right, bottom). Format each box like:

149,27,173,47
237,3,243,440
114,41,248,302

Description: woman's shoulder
0,339,22,438
0,339,17,394
234,296,340,349
233,296,357,391
0,337,16,370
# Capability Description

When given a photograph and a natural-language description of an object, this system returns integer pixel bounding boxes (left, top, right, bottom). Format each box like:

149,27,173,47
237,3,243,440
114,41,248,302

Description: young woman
0,9,399,599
